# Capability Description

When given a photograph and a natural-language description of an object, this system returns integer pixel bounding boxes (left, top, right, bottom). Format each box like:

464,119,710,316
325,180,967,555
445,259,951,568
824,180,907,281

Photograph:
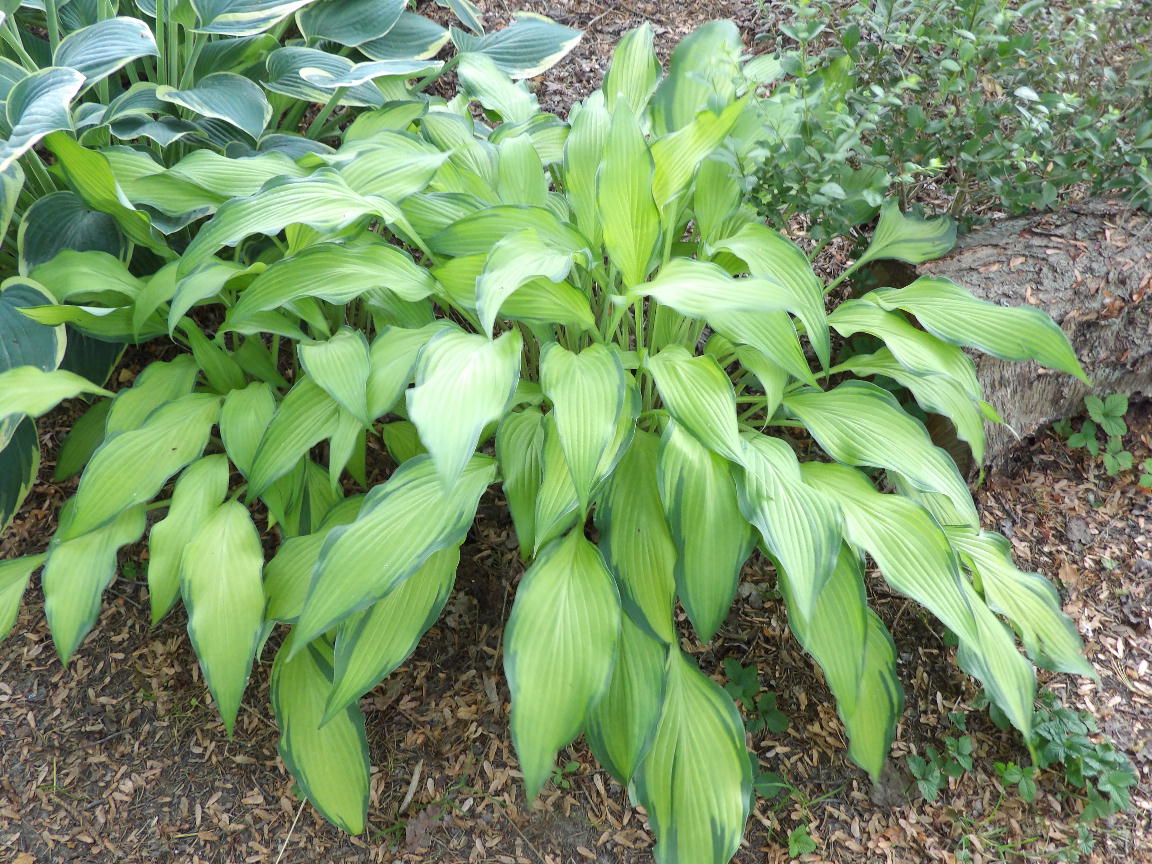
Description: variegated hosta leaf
496,408,545,559
635,646,751,864
180,500,266,736
476,228,577,335
601,23,661,113
0,553,45,641
780,545,902,780
0,366,109,429
406,327,522,487
54,17,158,87
541,342,627,511
147,454,230,624
192,0,316,36
43,503,147,663
947,528,1094,678
60,393,220,540
0,67,85,172
865,276,1088,382
856,200,957,266
647,345,742,463
504,529,621,798
457,12,582,79
658,422,754,642
298,327,372,425
599,99,660,289
325,545,460,721
293,455,495,646
219,382,277,477
271,636,370,834
594,429,676,643
803,462,1036,738
736,433,842,620
783,381,978,526
249,377,341,497
296,0,405,46
1,418,40,532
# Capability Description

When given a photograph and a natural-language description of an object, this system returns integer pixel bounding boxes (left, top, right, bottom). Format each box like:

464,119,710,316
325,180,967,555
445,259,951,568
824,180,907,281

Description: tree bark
909,199,1151,471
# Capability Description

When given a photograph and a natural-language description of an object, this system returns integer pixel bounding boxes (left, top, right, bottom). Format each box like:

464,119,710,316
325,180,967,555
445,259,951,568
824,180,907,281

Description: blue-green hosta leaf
0,67,84,172
829,300,981,398
0,366,109,430
147,454,230,624
43,502,147,662
781,545,902,780
635,646,751,864
455,51,538,124
360,12,449,61
180,499,265,736
298,327,371,425
179,171,392,275
736,433,842,620
17,190,126,273
496,408,544,560
585,613,665,784
947,528,1093,678
60,393,220,540
601,22,660,113
249,377,340,497
460,12,581,79
658,422,755,642
299,58,441,89
713,222,830,369
366,322,450,420
264,46,385,107
783,381,977,526
263,495,363,621
647,345,742,463
563,91,608,250
856,201,956,266
192,0,314,35
594,429,676,643
0,417,38,533
866,276,1088,382
293,454,494,645
599,99,659,289
844,349,988,464
156,73,272,140
406,328,521,487
803,462,1036,737
504,529,620,799
440,0,482,33
0,160,23,242
271,638,370,834
0,278,62,375
53,17,157,86
296,0,403,45
540,342,626,511
325,545,459,721
0,553,45,640
649,20,742,135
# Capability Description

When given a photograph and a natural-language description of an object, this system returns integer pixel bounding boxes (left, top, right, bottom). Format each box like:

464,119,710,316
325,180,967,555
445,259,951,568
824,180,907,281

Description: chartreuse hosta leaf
632,258,809,324
658,422,754,642
947,528,1094,678
180,499,266,736
0,367,109,429
325,545,460,722
563,91,608,249
784,381,978,526
736,433,842,620
648,345,742,463
298,328,372,425
599,100,660,289
595,430,676,643
496,408,545,559
294,455,495,646
56,401,111,482
585,613,666,783
105,355,200,436
803,463,1036,738
456,52,539,125
0,553,45,641
504,529,621,799
856,200,957,267
406,328,521,487
650,97,746,214
366,322,450,420
781,545,902,780
220,383,277,477
147,455,230,624
272,636,370,835
541,343,627,511
59,393,220,541
601,22,660,113
43,502,147,663
649,19,742,135
476,229,579,335
866,276,1088,382
249,377,341,497
635,646,750,864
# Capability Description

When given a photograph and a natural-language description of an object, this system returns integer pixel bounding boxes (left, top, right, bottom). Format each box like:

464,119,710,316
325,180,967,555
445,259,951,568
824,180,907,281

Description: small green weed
907,734,975,801
1054,394,1136,477
788,822,817,857
723,659,790,735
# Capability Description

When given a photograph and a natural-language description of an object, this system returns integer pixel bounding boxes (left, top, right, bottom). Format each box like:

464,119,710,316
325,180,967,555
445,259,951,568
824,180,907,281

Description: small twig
274,799,306,864
399,758,423,814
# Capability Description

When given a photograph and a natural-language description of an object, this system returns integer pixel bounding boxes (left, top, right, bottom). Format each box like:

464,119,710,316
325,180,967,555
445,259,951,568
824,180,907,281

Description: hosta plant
1,20,1096,864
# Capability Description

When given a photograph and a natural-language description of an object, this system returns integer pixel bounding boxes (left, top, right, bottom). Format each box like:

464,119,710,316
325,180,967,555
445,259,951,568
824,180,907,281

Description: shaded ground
2,1,1151,862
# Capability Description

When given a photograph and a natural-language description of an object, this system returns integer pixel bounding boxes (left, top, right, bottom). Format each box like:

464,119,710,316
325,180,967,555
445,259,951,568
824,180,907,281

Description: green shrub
1,20,1099,864
749,0,1152,234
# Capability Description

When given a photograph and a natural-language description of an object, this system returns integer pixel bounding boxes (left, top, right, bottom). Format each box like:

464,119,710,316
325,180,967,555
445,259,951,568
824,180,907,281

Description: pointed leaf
220,382,277,477
157,72,272,140
299,327,371,425
476,229,576,335
856,201,956,266
0,554,44,640
599,100,659,288
249,377,340,497
496,408,545,559
0,418,39,532
462,12,581,78
648,345,742,462
602,22,660,113
0,67,84,172
0,366,109,424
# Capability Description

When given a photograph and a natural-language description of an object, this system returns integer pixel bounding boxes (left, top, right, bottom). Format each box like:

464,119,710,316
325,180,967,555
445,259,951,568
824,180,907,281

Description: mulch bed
2,1,1150,862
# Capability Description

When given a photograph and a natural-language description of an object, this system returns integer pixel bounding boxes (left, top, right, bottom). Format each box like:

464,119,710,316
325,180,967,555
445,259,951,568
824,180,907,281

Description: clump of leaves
0,20,1098,864
1054,393,1134,476
907,734,974,801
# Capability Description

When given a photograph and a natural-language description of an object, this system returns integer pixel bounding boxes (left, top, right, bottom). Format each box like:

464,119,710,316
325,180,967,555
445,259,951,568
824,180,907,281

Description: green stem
44,0,61,55
21,152,57,197
823,257,866,296
412,54,459,94
306,88,347,139
168,18,180,91
179,32,208,89
154,0,168,86
2,21,37,69
280,100,311,135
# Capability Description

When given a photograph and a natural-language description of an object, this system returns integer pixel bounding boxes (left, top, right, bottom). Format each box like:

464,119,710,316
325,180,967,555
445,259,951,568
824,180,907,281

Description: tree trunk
910,199,1152,471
